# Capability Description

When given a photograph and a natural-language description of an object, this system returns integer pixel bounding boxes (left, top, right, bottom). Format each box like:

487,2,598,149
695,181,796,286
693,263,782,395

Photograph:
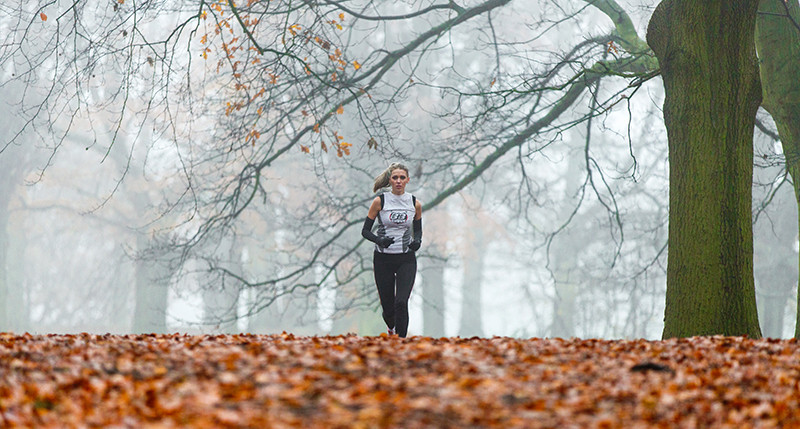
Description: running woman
361,162,422,338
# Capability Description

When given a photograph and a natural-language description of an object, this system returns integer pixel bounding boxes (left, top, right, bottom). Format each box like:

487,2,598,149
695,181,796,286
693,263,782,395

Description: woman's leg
393,255,417,338
373,253,397,330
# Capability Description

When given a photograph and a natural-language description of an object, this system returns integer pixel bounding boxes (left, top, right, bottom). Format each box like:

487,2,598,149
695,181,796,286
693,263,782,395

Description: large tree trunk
647,1,763,338
754,0,800,339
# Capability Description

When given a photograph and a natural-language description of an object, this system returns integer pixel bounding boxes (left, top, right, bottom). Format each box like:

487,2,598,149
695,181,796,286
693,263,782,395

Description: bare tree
6,0,732,338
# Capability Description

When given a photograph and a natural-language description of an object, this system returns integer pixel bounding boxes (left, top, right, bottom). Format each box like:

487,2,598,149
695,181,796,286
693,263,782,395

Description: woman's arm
367,196,382,220
411,199,422,250
362,197,392,248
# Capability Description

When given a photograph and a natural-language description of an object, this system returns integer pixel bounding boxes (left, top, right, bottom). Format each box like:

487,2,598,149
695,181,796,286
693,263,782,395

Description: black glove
377,236,395,249
362,217,396,249
409,218,422,251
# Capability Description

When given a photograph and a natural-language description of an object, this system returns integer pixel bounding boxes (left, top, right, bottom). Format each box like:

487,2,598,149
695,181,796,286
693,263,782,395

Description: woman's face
389,168,410,194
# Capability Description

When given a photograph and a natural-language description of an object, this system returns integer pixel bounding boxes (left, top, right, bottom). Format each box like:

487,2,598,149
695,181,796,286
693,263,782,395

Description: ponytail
372,162,409,193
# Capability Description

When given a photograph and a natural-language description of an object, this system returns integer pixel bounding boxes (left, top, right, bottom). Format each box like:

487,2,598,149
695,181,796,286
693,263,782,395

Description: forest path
0,333,796,427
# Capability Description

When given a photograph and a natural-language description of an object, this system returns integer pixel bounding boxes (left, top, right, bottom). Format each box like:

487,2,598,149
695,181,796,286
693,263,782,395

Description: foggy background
0,0,796,339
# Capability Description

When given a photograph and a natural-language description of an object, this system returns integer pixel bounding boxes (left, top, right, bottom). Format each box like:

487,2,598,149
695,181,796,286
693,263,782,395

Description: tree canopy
1,0,798,338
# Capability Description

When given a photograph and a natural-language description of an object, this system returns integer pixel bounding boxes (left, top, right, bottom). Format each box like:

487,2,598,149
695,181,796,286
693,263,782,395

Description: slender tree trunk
132,233,171,333
202,243,243,334
754,0,800,339
421,255,446,337
756,290,787,338
5,217,28,333
283,292,319,335
248,298,283,334
0,201,10,331
647,1,763,338
458,229,485,337
753,183,796,338
549,135,584,339
329,280,362,335
549,228,579,338
282,270,320,335
551,277,577,338
202,285,240,333
242,233,285,334
0,159,24,332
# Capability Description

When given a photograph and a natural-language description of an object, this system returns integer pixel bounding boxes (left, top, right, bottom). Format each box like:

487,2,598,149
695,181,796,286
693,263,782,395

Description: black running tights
373,251,417,337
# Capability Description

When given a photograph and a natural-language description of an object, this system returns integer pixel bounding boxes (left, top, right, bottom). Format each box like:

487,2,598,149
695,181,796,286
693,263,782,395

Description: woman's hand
377,236,395,249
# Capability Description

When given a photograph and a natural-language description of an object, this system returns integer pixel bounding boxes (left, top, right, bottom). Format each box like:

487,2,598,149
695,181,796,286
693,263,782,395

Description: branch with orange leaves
247,0,514,172
206,0,335,91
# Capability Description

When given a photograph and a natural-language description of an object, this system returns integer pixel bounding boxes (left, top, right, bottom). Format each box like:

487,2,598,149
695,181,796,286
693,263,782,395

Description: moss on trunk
647,1,763,338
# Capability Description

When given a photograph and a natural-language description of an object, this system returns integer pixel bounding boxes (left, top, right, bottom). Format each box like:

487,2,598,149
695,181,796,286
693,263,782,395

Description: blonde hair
372,162,410,193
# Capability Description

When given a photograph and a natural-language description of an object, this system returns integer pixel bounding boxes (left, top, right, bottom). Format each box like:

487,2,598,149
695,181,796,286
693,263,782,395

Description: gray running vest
375,192,416,254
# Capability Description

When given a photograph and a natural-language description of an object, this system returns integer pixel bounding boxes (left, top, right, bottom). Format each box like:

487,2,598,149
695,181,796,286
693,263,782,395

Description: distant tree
420,253,447,337
754,0,800,338
0,125,30,332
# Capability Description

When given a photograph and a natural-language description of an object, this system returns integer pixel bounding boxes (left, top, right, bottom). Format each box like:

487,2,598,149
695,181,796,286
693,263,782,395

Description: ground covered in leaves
2,333,800,428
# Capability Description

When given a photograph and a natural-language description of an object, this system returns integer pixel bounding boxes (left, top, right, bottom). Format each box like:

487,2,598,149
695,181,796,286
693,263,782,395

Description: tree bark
754,0,800,339
647,0,763,338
